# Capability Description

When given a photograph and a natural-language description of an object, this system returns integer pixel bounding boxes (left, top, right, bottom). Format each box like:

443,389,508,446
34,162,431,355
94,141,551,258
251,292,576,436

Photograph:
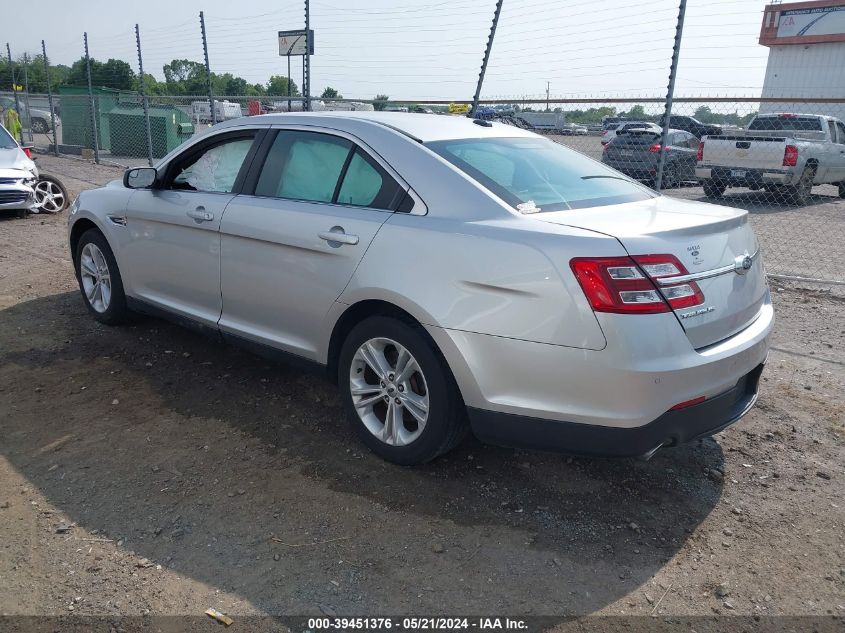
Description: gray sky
4,0,772,100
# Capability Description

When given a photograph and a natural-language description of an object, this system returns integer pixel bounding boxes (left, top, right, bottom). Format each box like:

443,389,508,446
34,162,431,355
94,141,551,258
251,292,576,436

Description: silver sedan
68,112,773,464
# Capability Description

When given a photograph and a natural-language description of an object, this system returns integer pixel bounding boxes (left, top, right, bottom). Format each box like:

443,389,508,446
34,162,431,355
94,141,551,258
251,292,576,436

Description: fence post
5,44,24,144
304,0,311,111
655,0,687,191
135,24,154,166
42,40,59,156
22,53,34,143
470,0,504,118
199,11,216,125
84,32,100,164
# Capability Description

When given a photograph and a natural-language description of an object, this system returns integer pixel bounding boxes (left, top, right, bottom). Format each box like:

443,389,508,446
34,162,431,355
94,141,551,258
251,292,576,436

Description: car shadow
0,291,727,617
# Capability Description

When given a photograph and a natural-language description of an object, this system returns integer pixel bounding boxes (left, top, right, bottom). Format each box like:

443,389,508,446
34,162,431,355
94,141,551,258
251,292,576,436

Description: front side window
427,137,654,212
170,136,255,193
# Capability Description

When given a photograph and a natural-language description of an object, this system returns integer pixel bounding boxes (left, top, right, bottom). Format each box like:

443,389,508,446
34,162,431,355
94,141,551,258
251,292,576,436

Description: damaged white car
0,123,39,217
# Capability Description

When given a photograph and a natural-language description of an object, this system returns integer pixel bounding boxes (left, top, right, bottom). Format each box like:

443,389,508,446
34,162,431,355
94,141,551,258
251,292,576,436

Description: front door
119,129,258,327
219,128,406,360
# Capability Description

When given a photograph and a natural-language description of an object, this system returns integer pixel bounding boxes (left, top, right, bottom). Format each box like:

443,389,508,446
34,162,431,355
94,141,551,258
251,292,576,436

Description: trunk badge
734,254,753,275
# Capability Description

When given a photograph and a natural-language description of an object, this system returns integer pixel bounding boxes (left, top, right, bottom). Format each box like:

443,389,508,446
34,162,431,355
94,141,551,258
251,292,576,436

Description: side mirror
124,167,157,189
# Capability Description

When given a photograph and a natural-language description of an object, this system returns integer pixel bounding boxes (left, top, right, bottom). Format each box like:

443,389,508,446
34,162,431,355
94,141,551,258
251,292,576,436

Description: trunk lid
538,195,768,349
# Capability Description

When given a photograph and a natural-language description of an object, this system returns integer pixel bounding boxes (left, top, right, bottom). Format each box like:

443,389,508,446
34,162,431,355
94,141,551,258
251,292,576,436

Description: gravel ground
0,156,843,625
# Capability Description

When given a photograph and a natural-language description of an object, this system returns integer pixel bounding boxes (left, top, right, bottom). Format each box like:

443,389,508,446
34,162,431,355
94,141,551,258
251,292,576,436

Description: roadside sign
278,30,315,56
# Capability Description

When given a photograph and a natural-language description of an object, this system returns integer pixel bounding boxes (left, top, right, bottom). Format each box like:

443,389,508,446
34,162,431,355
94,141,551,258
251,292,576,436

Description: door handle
187,207,214,223
318,229,359,246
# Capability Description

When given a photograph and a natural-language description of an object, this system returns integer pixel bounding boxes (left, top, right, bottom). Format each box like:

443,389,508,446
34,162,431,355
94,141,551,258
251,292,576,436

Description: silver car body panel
70,112,774,437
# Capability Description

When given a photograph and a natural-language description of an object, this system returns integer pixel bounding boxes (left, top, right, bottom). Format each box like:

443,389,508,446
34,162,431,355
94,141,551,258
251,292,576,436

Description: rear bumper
468,363,764,458
696,166,797,186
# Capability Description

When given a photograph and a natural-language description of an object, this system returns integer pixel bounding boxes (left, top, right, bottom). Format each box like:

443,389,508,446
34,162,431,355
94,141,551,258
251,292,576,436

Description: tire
74,229,129,325
838,182,845,199
33,174,68,213
702,179,726,199
31,118,48,134
660,164,679,190
790,166,814,206
338,316,468,465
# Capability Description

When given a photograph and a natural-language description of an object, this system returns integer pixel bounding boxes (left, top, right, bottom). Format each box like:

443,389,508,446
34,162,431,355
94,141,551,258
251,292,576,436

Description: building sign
778,6,845,37
760,0,845,46
278,30,314,56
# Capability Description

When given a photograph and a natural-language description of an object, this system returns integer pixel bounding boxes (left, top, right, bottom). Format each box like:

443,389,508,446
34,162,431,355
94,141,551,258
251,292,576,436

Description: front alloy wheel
350,337,430,447
79,243,112,313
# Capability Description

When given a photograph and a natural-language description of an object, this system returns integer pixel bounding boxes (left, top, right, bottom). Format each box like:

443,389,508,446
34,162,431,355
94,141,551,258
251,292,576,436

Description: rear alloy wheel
75,229,129,325
702,179,726,199
790,167,814,206
660,164,679,190
339,316,467,464
33,174,68,213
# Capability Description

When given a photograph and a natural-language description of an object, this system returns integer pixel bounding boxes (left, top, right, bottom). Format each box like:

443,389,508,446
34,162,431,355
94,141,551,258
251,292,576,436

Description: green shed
57,86,124,151
108,106,194,158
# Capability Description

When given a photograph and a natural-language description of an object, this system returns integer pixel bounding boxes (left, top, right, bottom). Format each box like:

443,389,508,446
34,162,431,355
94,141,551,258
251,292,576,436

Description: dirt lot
0,156,843,625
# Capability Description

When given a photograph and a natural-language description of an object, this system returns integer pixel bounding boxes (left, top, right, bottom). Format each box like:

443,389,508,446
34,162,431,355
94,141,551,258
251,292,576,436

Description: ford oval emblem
734,254,753,275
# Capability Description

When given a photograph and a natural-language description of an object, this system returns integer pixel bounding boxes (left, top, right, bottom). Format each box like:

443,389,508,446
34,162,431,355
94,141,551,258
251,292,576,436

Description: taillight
648,143,669,153
783,145,798,167
696,141,704,162
570,254,704,315
22,147,32,158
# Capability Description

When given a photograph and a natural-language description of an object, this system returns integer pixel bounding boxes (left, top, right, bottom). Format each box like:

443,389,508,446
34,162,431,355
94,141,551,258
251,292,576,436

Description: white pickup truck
696,113,845,204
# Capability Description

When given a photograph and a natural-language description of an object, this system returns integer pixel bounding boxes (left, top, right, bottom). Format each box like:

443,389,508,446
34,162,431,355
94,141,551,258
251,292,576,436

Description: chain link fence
2,89,844,286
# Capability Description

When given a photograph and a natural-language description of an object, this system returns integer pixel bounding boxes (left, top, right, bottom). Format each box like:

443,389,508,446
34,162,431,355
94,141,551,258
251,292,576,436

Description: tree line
0,54,355,101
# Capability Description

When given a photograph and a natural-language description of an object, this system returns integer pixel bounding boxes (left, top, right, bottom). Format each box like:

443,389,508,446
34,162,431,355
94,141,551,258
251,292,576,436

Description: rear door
830,121,845,181
218,127,407,360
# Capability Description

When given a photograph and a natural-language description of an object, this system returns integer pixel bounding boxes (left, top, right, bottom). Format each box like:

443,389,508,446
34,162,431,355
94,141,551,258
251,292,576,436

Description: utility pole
42,40,59,155
199,11,216,125
136,24,154,166
655,0,687,191
545,81,550,112
304,0,311,111
470,0,504,117
5,44,23,143
84,32,100,163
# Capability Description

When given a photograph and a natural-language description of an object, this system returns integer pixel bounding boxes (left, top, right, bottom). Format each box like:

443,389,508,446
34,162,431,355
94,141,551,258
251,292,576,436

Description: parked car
602,128,698,188
601,116,628,130
558,123,589,136
659,114,721,139
0,123,39,217
68,112,773,465
0,96,60,134
696,113,845,203
601,121,661,145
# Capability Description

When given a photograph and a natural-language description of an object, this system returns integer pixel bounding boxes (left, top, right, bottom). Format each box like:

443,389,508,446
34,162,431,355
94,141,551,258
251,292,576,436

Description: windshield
749,116,822,131
0,125,17,149
426,137,655,212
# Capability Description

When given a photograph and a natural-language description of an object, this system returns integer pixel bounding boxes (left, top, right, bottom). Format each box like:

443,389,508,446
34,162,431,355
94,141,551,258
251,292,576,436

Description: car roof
216,111,539,143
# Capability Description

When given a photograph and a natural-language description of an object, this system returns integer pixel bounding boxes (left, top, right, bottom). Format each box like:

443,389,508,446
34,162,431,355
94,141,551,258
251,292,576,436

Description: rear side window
256,131,351,202
748,116,822,131
255,131,403,209
835,121,845,144
427,137,654,212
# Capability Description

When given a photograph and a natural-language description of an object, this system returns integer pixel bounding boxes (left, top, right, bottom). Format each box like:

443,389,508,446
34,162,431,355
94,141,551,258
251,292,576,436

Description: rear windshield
748,116,822,131
427,137,655,212
0,125,17,149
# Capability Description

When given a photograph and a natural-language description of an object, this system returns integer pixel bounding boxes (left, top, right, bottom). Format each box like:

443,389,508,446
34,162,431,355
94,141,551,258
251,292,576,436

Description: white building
759,0,845,115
